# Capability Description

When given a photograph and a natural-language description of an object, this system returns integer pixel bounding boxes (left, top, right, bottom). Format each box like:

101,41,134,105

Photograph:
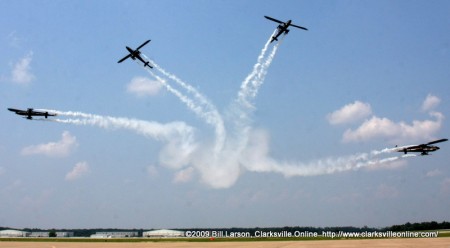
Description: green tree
49,230,57,237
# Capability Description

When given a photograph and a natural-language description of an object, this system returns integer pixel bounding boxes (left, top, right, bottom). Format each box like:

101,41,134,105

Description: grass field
0,230,450,243
1,231,449,248
0,238,450,248
1,231,449,242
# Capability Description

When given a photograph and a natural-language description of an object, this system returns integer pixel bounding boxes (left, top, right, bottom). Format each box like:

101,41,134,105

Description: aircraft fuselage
7,108,55,120
265,16,307,43
126,47,140,60
402,146,439,155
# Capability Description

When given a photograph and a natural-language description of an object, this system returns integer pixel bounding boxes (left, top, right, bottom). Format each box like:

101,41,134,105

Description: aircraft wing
290,24,308,30
136,40,151,51
118,54,132,63
264,16,284,24
405,139,448,149
427,138,448,145
7,108,23,113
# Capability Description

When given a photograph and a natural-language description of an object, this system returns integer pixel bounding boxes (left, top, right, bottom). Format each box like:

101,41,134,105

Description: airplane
394,138,448,156
7,108,57,120
118,39,153,68
264,16,307,43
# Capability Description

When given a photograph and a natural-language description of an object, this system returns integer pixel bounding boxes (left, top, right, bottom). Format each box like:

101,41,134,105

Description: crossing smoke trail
145,69,207,117
146,31,419,188
42,32,421,188
142,58,226,154
191,31,418,188
173,31,288,188
225,32,283,149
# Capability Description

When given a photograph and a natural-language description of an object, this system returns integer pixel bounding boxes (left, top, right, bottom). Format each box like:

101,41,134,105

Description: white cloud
11,52,35,85
421,94,441,112
327,101,372,125
342,111,444,144
65,161,90,181
126,76,162,97
21,131,78,157
333,95,444,144
343,116,397,142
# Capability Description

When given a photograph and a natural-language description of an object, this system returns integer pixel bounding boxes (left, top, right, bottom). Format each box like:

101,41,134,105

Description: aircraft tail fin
144,62,153,69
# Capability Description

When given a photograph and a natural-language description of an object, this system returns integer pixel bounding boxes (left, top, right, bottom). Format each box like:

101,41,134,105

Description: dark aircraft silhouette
394,139,448,156
8,108,57,120
264,16,307,43
118,39,153,68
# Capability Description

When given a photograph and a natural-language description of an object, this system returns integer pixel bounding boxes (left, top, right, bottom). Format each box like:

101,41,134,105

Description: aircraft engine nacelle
285,29,290,34
45,112,49,118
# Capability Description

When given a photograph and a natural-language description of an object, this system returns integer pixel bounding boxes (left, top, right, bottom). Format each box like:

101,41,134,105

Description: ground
1,238,449,248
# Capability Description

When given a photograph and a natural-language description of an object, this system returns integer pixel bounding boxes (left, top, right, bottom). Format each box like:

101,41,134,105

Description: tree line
1,221,449,237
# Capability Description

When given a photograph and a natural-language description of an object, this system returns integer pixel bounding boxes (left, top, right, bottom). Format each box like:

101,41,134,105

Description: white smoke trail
200,32,285,188
142,58,226,155
200,22,418,187
47,111,198,170
144,68,207,117
238,129,418,179
251,38,282,98
42,32,422,189
143,55,217,113
237,30,276,109
51,115,192,141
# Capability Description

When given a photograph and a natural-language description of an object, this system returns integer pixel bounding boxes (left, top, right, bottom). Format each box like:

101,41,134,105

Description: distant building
0,229,30,237
90,233,110,238
143,229,184,238
30,232,49,237
30,231,74,237
91,232,138,238
55,232,74,237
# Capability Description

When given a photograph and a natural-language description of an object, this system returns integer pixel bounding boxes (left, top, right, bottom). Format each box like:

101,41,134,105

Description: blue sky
1,0,449,229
